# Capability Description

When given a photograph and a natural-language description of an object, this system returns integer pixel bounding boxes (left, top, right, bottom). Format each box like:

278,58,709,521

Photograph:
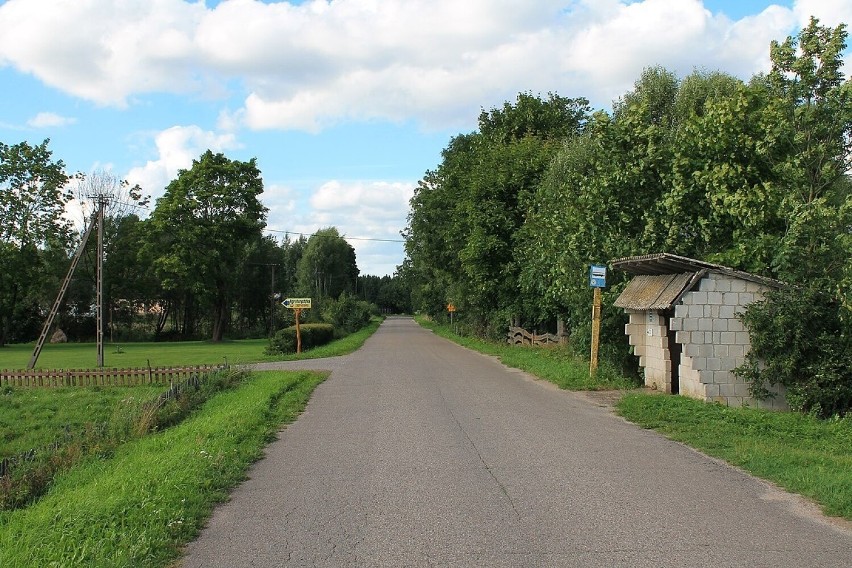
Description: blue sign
589,265,607,288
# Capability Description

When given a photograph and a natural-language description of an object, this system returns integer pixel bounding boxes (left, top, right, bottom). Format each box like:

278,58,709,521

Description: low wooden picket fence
0,364,227,388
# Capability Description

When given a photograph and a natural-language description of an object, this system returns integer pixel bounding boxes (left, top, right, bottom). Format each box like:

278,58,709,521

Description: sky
1,1,850,276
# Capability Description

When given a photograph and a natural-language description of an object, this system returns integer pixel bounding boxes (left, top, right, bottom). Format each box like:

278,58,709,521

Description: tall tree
405,92,589,333
0,139,72,345
764,17,851,288
142,150,267,342
296,228,358,300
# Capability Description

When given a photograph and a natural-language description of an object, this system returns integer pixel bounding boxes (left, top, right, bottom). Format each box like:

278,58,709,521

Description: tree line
1,149,409,346
403,18,851,412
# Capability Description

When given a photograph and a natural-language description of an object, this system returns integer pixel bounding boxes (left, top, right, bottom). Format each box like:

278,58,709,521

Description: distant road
181,317,851,567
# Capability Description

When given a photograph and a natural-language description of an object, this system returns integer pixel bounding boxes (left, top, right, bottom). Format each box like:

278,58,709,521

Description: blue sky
1,0,849,276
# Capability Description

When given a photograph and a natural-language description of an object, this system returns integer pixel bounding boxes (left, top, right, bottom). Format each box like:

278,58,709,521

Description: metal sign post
589,265,607,376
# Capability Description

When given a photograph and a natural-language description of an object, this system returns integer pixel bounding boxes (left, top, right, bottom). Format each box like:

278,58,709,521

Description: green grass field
0,385,166,457
0,338,275,370
0,317,384,370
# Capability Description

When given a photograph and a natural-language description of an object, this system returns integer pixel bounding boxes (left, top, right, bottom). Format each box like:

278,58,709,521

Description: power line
265,228,406,243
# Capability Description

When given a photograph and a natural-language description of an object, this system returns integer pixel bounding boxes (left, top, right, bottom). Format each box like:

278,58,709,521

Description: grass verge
0,370,327,567
416,316,639,390
617,393,852,520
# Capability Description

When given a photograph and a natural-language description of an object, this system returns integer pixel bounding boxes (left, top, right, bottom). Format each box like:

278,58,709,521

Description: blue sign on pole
590,265,607,288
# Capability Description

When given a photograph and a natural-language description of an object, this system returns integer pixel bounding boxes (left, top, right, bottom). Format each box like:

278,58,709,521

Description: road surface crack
441,390,521,521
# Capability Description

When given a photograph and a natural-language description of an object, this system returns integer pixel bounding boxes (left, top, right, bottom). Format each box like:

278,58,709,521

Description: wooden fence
0,364,226,388
507,327,566,347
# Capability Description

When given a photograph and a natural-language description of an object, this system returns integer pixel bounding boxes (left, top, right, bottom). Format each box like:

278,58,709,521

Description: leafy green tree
296,228,358,300
0,139,72,345
517,69,680,364
405,92,589,334
142,150,267,342
649,75,783,271
763,17,851,288
230,235,284,337
280,233,308,295
737,287,851,417
357,274,412,313
734,19,852,414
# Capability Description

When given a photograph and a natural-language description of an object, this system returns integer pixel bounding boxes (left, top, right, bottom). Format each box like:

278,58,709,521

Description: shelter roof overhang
610,253,784,311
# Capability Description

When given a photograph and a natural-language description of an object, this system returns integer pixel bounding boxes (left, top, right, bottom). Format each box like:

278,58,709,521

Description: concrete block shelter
611,253,788,410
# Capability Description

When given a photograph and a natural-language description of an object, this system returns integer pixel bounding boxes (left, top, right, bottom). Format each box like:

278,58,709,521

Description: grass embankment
0,370,327,567
416,316,852,521
0,317,384,370
617,394,852,520
417,316,638,390
0,385,165,457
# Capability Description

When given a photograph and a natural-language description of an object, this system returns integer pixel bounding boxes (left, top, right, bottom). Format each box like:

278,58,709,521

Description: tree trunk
211,287,228,342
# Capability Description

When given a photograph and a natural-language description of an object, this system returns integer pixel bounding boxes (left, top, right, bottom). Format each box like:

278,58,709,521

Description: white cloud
4,0,847,133
124,125,239,202
263,183,299,231
270,179,413,275
27,111,77,128
794,0,852,28
0,0,206,106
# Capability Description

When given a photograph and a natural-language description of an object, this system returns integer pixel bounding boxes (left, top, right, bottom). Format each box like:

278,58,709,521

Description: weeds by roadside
0,371,326,567
0,369,249,510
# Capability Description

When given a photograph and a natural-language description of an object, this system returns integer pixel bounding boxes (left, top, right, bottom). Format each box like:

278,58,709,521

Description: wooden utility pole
27,216,97,369
96,197,105,367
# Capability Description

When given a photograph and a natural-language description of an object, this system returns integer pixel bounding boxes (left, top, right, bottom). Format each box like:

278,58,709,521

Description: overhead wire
264,228,406,243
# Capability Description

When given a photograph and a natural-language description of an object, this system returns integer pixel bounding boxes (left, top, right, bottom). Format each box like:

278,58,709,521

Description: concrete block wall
625,309,674,393
669,273,788,410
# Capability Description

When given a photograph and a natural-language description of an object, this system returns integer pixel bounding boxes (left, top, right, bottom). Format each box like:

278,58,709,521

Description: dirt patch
575,387,661,409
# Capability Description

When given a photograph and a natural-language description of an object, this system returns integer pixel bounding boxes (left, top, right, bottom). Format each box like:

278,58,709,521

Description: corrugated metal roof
613,272,699,310
610,253,784,289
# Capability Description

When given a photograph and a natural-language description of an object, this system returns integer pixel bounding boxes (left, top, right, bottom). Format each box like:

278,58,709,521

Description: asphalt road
181,317,851,567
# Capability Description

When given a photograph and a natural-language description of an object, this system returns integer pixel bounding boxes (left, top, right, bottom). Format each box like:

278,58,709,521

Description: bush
735,287,852,417
266,323,335,354
321,294,373,336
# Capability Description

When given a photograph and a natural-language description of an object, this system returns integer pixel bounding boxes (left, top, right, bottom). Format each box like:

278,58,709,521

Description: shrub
266,323,335,354
321,294,373,335
735,287,852,417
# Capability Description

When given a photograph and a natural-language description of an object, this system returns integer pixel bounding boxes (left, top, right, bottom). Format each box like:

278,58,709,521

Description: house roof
610,253,783,311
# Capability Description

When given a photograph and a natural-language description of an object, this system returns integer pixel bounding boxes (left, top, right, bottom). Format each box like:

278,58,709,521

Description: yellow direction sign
282,298,312,309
